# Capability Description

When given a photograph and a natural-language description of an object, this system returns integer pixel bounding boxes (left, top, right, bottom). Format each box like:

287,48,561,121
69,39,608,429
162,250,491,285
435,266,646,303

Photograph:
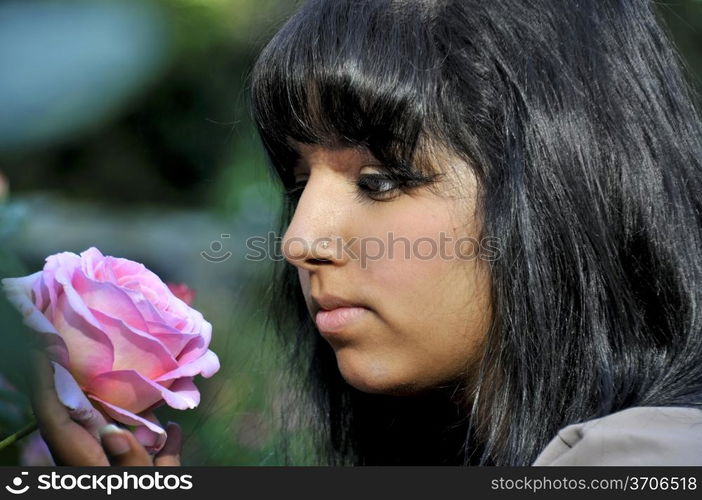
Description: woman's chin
335,353,426,396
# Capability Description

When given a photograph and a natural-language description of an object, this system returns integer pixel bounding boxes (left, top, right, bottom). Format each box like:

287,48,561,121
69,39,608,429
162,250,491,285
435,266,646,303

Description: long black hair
248,0,702,465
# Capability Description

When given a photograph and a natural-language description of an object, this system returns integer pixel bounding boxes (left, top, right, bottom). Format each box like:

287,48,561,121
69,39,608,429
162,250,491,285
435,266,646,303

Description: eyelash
283,173,434,204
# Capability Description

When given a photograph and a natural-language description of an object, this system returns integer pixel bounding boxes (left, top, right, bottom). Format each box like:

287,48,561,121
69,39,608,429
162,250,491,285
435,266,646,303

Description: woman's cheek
367,245,487,379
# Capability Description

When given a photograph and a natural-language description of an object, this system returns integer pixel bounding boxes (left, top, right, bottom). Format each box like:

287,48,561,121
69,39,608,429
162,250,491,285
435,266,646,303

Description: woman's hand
29,350,182,466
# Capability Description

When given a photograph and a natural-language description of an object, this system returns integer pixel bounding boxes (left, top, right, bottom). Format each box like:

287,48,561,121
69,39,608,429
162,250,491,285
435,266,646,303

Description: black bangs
249,0,444,187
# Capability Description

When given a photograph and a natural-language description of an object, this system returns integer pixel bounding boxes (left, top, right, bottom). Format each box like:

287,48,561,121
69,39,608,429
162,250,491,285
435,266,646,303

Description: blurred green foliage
0,0,293,213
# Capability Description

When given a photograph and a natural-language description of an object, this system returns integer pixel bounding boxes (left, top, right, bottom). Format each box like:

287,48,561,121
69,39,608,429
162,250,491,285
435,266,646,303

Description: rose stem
0,418,38,450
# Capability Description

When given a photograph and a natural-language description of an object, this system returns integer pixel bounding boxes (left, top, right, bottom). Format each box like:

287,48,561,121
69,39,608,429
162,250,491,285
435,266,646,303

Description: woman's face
282,141,492,396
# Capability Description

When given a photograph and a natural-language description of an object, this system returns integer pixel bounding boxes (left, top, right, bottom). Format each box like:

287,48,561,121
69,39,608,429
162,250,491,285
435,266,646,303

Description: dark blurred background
0,0,701,465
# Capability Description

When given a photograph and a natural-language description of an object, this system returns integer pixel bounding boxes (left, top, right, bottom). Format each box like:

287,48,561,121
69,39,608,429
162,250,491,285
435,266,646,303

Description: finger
28,350,73,438
29,351,109,466
154,422,182,466
99,424,153,466
50,361,111,440
29,349,77,465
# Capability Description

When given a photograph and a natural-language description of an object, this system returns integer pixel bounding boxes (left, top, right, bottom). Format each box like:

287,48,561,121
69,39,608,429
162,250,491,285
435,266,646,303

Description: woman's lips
315,306,369,333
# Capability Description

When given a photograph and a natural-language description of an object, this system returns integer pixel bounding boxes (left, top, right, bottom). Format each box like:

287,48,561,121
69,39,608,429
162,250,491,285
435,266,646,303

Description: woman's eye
283,172,434,203
356,174,402,201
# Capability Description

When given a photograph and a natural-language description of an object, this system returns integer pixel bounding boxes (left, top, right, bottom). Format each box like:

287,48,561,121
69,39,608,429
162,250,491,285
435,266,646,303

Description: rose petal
114,264,196,331
157,307,192,331
52,267,107,333
87,369,201,412
166,377,200,407
88,395,167,454
115,275,189,330
42,335,71,368
78,247,103,274
43,252,81,277
154,350,220,382
53,293,114,385
38,269,60,321
161,292,193,320
72,270,148,331
145,321,199,357
30,272,49,312
52,361,110,440
179,309,201,335
2,274,70,366
110,258,171,309
128,294,169,324
93,258,118,283
86,370,164,414
2,273,59,335
79,247,114,282
177,319,213,364
136,296,193,331
90,308,178,379
132,411,168,454
42,252,82,318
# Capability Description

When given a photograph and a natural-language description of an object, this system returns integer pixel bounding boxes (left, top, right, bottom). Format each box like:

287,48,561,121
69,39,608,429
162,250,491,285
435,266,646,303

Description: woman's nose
281,176,345,270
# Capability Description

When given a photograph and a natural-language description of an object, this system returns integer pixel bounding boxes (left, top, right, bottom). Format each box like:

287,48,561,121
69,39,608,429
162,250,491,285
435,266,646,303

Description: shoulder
532,406,702,465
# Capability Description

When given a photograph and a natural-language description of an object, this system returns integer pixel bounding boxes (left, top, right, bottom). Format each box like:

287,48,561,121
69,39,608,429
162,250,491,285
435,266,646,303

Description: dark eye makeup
283,170,440,204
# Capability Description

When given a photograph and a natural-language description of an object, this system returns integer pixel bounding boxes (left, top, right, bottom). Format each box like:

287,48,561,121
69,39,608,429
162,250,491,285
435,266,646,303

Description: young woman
31,0,702,466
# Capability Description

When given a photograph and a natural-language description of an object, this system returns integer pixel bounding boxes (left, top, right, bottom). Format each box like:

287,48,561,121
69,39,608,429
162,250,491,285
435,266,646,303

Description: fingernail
99,424,130,455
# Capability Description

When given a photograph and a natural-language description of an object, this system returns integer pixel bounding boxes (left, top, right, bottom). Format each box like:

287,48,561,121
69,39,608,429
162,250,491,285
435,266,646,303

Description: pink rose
166,282,195,306
1,247,220,453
